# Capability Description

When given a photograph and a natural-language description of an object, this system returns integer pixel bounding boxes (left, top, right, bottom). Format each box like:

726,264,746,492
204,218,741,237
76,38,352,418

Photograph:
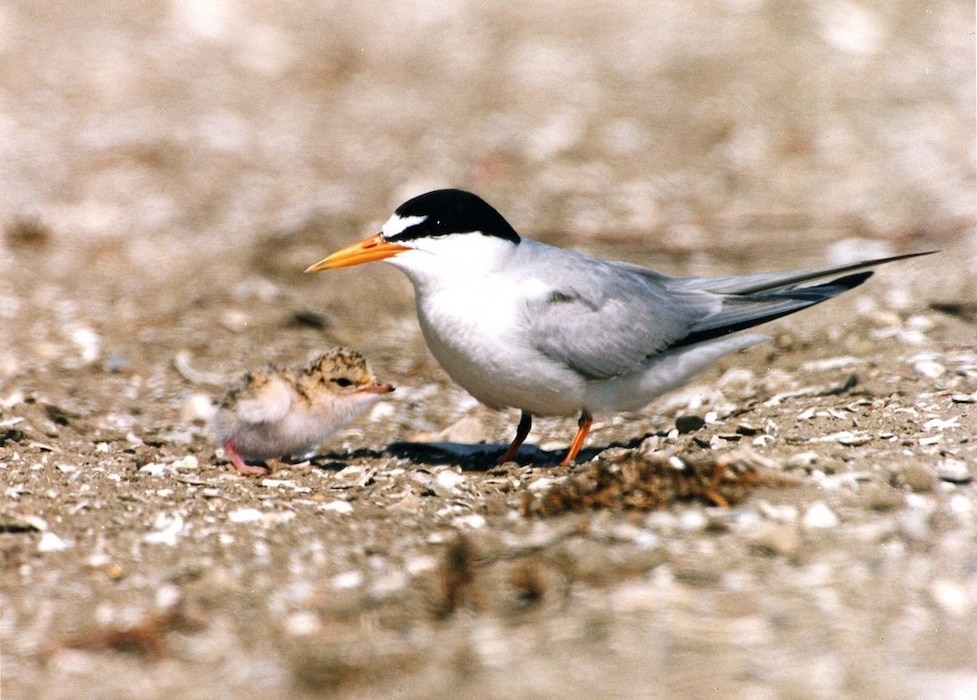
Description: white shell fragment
433,469,466,496
228,508,296,525
142,513,185,546
801,502,840,529
912,357,946,379
37,531,71,553
936,459,972,485
319,500,354,514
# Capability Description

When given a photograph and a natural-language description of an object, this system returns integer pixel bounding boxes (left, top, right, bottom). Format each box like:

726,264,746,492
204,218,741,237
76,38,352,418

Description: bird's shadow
311,432,664,472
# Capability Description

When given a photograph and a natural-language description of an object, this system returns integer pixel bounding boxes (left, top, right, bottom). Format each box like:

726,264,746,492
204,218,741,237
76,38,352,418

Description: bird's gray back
516,240,718,380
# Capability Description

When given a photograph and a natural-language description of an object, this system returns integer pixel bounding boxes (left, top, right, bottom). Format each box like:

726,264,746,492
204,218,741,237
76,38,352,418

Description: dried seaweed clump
521,449,779,517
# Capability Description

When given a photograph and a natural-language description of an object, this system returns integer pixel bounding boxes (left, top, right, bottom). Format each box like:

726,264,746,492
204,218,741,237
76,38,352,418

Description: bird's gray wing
521,251,718,380
522,249,934,379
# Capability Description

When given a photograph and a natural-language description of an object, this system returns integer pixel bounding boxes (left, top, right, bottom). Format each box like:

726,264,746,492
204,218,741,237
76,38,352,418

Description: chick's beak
305,233,407,272
361,382,395,395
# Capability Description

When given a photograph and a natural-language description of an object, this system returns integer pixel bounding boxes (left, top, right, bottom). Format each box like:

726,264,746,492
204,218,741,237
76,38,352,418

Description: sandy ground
1,2,975,698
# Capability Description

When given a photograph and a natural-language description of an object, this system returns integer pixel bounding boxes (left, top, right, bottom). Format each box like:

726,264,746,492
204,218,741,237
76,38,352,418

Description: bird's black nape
389,189,521,244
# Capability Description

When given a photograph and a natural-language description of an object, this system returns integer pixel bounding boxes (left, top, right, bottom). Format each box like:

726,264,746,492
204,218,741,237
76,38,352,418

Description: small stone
138,462,168,476
675,415,705,434
436,412,491,444
389,492,423,513
928,579,973,618
172,455,199,471
834,431,872,446
892,464,938,493
913,359,945,379
143,513,185,546
432,469,466,497
219,309,250,333
861,485,905,511
320,500,354,514
451,514,486,529
677,509,707,532
936,458,972,485
735,422,760,436
290,310,328,329
38,531,70,553
284,611,322,636
527,477,557,492
228,508,263,523
801,501,840,529
717,367,756,399
180,393,215,422
785,451,822,471
751,522,801,557
331,570,364,589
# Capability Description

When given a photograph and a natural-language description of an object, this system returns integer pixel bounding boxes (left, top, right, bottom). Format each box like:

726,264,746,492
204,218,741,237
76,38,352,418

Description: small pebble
861,485,905,511
219,309,250,332
936,458,972,485
433,469,466,496
228,508,263,523
801,501,840,529
750,522,801,557
320,500,354,514
675,415,705,433
677,509,708,532
331,570,364,589
37,531,70,553
717,368,756,399
928,578,973,618
892,464,938,493
913,359,945,379
103,353,127,373
527,477,557,492
181,393,215,422
284,611,322,636
143,513,185,546
785,451,822,471
172,455,199,471
451,514,487,529
138,462,168,476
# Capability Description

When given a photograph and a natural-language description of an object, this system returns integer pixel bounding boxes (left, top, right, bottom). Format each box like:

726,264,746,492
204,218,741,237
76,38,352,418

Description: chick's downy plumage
213,347,394,475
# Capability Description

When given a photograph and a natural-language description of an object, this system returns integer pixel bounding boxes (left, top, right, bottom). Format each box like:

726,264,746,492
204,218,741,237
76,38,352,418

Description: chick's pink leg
222,439,270,476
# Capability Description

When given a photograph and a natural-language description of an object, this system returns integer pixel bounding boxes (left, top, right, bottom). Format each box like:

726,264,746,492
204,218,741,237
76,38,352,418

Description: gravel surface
2,2,975,699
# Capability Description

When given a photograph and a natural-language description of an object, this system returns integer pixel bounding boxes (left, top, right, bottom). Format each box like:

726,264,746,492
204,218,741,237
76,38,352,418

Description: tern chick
307,188,933,466
213,347,394,475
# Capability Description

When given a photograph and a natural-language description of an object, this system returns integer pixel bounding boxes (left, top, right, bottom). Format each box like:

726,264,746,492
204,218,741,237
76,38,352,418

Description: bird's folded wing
525,261,716,380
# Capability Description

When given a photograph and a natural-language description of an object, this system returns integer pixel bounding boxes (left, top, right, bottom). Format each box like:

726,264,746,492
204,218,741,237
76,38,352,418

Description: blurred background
1,1,972,326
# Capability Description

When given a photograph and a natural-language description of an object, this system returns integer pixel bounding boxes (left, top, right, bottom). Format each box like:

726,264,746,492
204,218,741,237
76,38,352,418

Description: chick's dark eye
332,377,354,387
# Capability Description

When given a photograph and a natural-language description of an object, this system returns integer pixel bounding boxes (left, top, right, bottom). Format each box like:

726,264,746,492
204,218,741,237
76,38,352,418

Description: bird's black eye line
332,377,354,387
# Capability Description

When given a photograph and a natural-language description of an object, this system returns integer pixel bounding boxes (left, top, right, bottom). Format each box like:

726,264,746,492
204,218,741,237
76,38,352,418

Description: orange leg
497,411,533,465
561,411,593,466
222,439,271,477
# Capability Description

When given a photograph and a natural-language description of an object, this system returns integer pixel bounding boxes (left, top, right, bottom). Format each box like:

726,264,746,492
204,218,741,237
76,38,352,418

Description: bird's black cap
388,189,521,244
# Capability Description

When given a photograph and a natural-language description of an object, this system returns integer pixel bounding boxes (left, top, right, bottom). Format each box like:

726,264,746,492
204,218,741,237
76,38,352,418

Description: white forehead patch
382,214,427,238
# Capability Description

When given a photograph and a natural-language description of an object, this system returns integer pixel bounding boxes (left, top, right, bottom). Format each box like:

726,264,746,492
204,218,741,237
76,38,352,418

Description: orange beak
305,233,408,272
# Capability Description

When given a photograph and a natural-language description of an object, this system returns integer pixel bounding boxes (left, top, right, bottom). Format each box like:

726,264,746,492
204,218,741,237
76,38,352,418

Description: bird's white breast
412,272,586,416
